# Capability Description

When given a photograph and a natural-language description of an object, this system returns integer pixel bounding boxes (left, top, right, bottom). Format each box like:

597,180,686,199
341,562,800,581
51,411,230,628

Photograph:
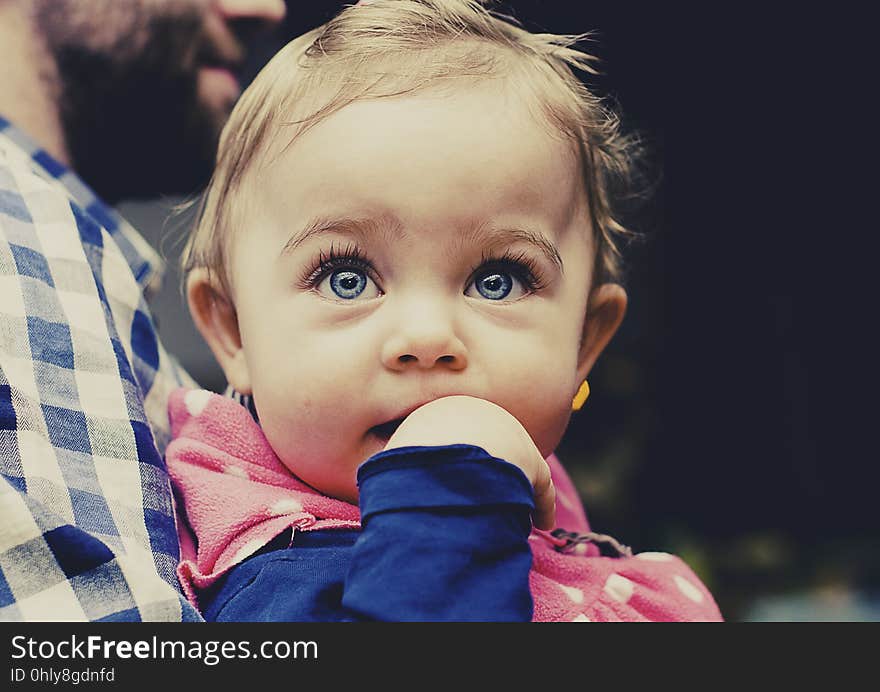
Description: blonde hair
182,0,640,296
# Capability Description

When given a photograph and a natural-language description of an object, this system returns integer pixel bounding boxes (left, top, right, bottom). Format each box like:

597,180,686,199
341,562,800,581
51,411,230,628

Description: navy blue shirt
202,445,536,622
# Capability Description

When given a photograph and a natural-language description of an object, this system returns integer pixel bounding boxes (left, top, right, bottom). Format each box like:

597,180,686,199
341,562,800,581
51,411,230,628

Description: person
168,0,724,621
0,0,286,621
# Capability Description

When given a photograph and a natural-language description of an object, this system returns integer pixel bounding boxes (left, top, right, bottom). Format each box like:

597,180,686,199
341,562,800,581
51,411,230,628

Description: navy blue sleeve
343,444,535,621
203,444,535,621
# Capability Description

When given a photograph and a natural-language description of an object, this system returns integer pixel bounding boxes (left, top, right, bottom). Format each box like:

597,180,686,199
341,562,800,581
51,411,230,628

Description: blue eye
474,271,513,300
466,265,531,301
306,245,382,301
328,269,368,299
315,266,380,301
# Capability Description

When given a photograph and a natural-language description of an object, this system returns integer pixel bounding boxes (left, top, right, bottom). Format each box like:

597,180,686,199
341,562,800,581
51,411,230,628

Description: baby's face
226,81,603,503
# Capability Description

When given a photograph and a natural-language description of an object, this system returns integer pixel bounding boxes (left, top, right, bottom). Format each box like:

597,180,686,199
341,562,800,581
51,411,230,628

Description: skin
189,79,627,529
0,0,285,201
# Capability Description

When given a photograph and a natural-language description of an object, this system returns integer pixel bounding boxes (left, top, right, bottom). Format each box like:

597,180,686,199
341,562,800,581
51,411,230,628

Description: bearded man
0,0,285,621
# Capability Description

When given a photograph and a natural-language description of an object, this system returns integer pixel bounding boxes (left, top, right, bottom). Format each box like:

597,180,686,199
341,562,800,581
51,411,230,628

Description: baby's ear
576,283,628,383
186,269,252,395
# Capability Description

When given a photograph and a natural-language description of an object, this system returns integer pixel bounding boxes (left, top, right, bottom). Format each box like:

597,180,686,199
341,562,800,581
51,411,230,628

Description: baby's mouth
368,418,405,443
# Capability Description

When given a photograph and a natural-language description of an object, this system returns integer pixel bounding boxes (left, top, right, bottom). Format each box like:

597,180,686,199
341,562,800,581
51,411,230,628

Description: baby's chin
298,472,360,507
273,453,362,507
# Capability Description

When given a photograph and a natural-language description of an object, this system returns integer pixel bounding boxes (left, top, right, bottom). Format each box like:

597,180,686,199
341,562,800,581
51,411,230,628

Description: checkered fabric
0,116,202,621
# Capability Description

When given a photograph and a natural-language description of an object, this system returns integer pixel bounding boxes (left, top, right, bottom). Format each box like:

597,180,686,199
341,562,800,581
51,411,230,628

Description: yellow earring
571,380,590,411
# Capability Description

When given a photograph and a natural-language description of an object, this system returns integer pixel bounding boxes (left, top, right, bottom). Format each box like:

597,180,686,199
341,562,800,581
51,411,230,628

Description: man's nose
380,306,468,372
215,0,287,25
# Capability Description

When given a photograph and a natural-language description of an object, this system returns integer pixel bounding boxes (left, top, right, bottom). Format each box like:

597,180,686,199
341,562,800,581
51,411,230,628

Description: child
167,0,723,621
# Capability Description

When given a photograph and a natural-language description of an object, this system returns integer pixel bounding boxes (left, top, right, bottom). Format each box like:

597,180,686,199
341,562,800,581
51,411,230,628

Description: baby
168,0,723,621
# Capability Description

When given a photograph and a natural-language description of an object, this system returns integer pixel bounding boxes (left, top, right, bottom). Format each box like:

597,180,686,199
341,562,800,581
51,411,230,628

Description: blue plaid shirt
0,116,202,621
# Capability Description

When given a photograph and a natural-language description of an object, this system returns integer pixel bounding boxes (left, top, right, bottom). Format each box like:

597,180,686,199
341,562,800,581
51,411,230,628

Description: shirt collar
0,114,165,297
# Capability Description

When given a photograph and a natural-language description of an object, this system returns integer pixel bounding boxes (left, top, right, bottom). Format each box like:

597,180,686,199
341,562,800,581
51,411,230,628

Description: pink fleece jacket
166,388,724,621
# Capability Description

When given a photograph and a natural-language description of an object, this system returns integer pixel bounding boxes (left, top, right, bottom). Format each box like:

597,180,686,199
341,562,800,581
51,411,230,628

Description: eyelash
297,243,548,294
298,243,378,291
470,249,548,293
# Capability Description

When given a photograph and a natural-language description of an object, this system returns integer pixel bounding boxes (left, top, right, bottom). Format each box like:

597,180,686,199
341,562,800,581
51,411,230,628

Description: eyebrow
475,226,564,273
281,216,402,255
282,216,563,272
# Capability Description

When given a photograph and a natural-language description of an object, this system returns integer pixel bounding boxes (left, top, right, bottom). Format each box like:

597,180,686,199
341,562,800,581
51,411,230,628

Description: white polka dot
267,499,303,516
528,534,541,541
224,465,249,479
231,540,265,564
635,551,675,562
573,542,589,555
603,574,635,603
571,613,591,622
184,389,213,416
674,575,705,603
558,584,584,604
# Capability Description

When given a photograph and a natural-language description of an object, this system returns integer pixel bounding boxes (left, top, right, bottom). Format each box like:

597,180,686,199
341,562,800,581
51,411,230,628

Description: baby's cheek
532,401,573,459
501,374,576,457
257,399,359,498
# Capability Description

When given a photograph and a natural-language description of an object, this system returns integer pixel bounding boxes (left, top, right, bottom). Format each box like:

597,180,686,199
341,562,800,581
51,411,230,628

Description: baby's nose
380,317,468,372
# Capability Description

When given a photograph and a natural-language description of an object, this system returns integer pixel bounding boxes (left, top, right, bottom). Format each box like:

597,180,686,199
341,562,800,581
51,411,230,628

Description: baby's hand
383,396,556,530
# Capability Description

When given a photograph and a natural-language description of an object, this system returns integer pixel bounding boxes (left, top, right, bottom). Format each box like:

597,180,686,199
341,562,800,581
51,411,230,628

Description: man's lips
196,28,244,81
200,11,245,68
199,64,241,87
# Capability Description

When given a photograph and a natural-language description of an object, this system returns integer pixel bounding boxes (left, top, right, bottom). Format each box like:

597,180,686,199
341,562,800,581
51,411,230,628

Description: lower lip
370,432,390,449
369,429,392,445
199,66,241,99
364,431,392,459
368,421,403,445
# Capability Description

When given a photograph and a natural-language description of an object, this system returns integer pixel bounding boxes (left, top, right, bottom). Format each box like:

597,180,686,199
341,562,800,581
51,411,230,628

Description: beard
35,1,231,203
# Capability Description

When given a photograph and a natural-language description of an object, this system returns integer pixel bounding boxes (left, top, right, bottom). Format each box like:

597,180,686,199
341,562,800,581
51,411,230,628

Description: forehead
256,79,588,239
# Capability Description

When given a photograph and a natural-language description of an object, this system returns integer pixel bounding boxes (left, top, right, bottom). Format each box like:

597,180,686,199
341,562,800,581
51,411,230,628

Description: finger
531,460,556,530
533,480,556,531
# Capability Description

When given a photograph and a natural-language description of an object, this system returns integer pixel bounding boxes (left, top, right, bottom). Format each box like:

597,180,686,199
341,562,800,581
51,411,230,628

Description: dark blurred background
122,1,878,621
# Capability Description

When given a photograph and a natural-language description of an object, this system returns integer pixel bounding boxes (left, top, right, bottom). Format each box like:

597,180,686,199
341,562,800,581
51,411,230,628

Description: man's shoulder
1,127,64,192
1,132,114,303
1,121,190,451
1,122,165,298
1,126,91,240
